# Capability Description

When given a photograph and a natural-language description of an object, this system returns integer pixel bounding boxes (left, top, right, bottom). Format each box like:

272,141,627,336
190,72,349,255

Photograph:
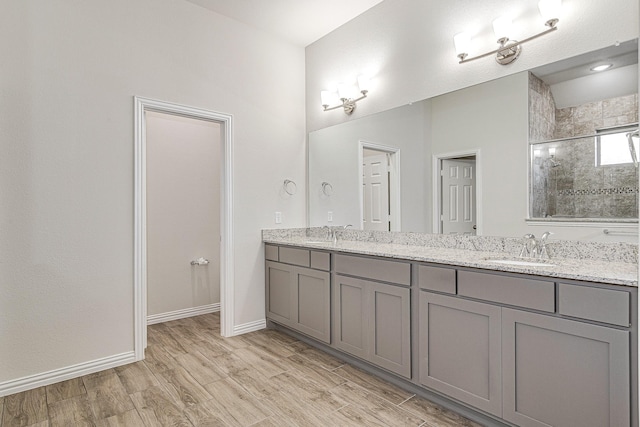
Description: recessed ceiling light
590,63,613,72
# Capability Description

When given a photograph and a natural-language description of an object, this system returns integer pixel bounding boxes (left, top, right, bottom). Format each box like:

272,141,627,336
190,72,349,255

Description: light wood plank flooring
0,313,481,426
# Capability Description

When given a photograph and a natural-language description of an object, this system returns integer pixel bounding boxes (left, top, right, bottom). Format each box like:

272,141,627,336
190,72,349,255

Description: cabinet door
419,292,502,416
369,282,411,378
266,261,295,326
502,308,630,427
294,268,330,343
333,274,369,359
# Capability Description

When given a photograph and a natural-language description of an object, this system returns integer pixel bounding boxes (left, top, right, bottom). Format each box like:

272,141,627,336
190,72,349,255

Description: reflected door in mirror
363,153,390,231
442,158,476,235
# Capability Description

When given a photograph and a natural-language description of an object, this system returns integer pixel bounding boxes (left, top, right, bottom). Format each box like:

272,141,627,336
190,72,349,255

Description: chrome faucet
519,232,552,259
333,224,353,244
322,225,332,241
538,231,552,259
520,234,538,258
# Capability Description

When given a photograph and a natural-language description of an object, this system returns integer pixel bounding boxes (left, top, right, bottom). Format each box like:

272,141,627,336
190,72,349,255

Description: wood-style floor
0,313,481,426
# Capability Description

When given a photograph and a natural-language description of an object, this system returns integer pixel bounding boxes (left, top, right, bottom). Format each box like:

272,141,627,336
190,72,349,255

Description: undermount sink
485,258,556,267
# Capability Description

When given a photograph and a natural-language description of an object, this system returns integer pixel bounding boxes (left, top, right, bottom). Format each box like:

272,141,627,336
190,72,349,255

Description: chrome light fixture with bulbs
454,0,562,65
321,75,370,115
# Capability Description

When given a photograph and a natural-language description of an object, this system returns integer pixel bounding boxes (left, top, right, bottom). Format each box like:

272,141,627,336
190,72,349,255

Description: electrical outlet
275,211,282,224
327,211,333,222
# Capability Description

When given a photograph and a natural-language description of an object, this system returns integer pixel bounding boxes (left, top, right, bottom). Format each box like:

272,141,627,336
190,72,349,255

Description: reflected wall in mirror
309,102,429,232
308,39,639,242
528,40,639,221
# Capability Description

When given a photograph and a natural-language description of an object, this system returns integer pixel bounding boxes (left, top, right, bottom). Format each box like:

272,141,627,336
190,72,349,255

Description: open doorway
145,112,221,326
433,150,482,235
359,141,401,231
134,97,234,361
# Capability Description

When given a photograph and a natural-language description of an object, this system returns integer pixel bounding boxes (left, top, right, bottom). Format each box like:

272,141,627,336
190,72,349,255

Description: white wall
308,102,427,231
430,73,531,237
430,71,639,242
0,0,305,387
306,0,639,132
146,112,220,316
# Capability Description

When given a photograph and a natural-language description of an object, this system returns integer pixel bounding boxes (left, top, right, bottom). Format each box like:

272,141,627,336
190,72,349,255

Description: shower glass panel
530,130,639,220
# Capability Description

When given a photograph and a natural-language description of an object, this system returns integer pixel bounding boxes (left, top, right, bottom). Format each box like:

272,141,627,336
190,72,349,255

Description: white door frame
134,96,234,361
432,149,482,235
358,140,401,231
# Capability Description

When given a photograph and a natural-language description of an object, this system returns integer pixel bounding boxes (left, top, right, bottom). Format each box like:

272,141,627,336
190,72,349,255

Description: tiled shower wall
529,73,556,142
554,94,638,139
529,73,639,219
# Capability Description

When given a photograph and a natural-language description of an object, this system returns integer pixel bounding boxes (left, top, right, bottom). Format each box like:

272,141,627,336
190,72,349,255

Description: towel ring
321,181,333,196
283,179,297,195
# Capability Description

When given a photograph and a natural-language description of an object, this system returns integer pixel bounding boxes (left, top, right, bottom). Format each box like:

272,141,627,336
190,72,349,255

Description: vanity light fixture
454,0,562,65
321,75,370,115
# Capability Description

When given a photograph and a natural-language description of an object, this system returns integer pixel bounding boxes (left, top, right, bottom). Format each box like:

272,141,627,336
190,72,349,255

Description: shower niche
528,42,639,221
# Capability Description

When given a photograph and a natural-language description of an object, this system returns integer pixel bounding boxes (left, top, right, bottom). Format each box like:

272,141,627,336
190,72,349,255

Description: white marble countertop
263,235,638,287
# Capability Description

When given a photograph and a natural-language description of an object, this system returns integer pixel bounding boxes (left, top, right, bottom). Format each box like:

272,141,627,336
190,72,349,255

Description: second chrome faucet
323,224,353,244
520,232,552,259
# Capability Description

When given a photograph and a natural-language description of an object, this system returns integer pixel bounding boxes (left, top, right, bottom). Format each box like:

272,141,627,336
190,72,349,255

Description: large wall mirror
308,39,638,242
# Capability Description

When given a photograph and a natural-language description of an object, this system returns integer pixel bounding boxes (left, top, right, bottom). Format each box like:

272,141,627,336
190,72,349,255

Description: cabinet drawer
418,265,456,294
458,270,555,312
558,283,630,327
334,254,410,286
265,244,279,261
310,251,330,271
279,247,310,267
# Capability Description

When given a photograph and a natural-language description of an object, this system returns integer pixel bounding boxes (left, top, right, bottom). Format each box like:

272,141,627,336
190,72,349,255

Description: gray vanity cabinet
502,308,630,427
265,258,331,344
333,274,411,378
419,292,502,417
265,243,635,427
333,275,368,359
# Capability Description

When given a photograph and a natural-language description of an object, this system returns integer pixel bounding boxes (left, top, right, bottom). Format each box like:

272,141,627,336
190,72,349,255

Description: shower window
596,126,639,167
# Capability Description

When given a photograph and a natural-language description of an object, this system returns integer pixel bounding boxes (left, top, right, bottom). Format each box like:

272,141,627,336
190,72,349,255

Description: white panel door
363,154,390,231
441,158,476,234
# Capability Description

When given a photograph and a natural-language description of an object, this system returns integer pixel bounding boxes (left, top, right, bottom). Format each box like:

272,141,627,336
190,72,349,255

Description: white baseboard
147,303,220,325
0,351,135,397
233,318,266,335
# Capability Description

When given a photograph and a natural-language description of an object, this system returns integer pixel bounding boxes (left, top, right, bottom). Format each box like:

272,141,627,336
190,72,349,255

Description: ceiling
184,0,385,47
532,40,638,85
